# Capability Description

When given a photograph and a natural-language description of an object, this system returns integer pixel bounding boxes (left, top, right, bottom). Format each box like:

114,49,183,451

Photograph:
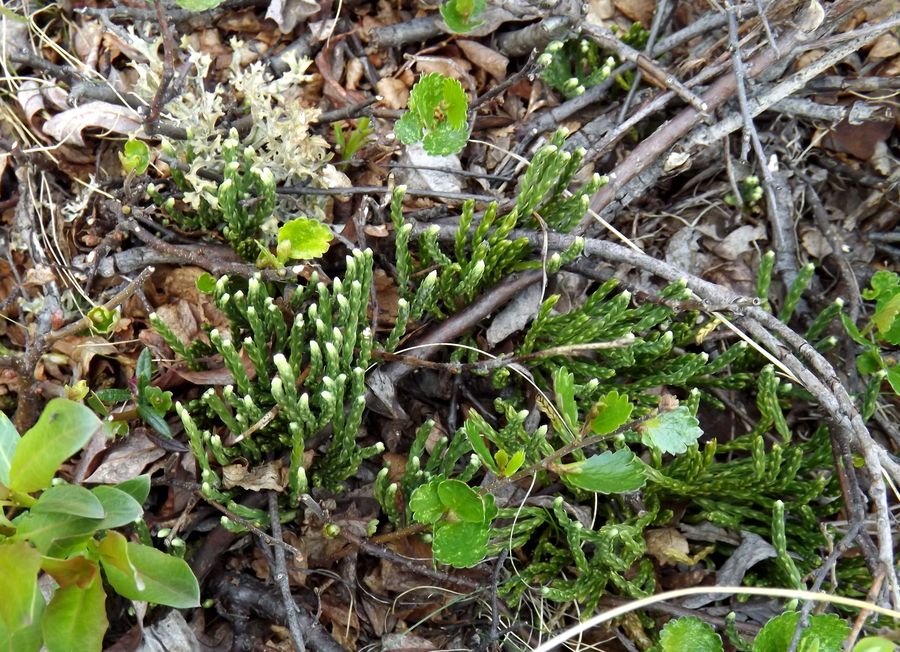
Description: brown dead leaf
265,0,320,32
84,431,166,484
457,40,508,80
868,33,900,60
645,528,692,565
52,336,119,381
42,102,142,146
17,81,46,125
154,301,200,348
705,224,767,261
614,0,655,26
23,264,56,287
415,57,473,86
374,268,400,324
800,226,833,258
376,78,409,110
824,118,894,160
222,461,287,491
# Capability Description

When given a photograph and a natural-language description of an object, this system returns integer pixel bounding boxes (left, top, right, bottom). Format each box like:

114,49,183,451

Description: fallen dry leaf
42,101,142,146
222,461,287,491
800,226,833,258
614,0,655,25
17,81,46,125
265,0,320,32
457,40,508,80
84,431,166,484
376,78,409,109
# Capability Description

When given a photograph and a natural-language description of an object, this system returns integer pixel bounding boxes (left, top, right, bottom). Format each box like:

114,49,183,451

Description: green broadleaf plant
277,217,334,262
0,398,199,652
395,73,470,156
638,405,703,455
118,138,150,175
440,0,486,33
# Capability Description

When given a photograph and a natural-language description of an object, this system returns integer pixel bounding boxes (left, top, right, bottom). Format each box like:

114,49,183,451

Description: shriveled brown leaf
42,101,142,146
265,0,320,32
705,224,767,261
800,226,833,258
84,431,166,484
457,40,508,80
376,78,409,110
17,81,46,125
613,0,655,25
222,461,287,491
645,527,692,565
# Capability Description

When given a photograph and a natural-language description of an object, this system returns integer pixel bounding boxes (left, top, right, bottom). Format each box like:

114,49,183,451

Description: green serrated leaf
32,485,105,520
873,290,900,344
659,616,723,652
118,139,150,175
9,399,101,494
409,479,445,524
590,390,634,435
558,449,646,493
432,521,489,567
42,573,107,652
99,532,199,608
437,479,484,523
752,612,849,652
639,406,703,455
422,125,469,156
864,270,898,299
394,111,423,145
855,348,883,375
277,217,333,260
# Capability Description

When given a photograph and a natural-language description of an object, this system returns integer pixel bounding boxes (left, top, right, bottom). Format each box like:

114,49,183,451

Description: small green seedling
0,399,199,652
118,138,150,175
725,175,764,209
333,117,374,164
410,477,498,568
135,348,173,437
440,0,486,33
395,73,470,156
87,306,119,335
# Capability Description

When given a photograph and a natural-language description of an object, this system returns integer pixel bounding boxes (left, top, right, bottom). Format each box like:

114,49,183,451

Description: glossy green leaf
874,291,900,344
278,217,333,260
590,390,634,436
432,521,489,568
638,406,703,455
553,367,578,432
115,475,151,505
42,573,107,652
91,486,143,529
32,485,105,520
437,479,484,523
99,532,200,608
0,542,45,652
94,388,132,404
118,139,150,175
13,512,102,557
0,410,18,487
8,399,101,493
558,449,646,493
464,423,499,474
863,270,898,299
659,616,723,652
136,348,152,389
501,449,525,477
855,348,883,375
87,306,117,334
852,636,897,652
440,0,486,33
752,612,849,652
137,404,171,438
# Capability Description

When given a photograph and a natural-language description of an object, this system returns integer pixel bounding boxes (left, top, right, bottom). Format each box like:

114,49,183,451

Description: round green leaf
9,399,102,493
277,217,333,260
410,479,445,524
118,139,150,175
439,0,486,33
752,612,849,652
437,479,484,523
853,636,897,652
638,406,703,455
91,486,143,529
432,521,488,568
558,449,646,494
195,272,217,294
13,512,103,557
173,0,225,10
659,616,723,652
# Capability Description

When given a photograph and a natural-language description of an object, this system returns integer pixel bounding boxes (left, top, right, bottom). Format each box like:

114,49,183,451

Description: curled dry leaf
265,0,320,33
84,431,167,484
457,40,508,80
376,78,409,109
42,101,142,146
222,461,286,491
17,81,45,125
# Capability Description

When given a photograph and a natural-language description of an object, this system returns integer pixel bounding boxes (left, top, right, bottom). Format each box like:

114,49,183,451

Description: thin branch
267,493,306,652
